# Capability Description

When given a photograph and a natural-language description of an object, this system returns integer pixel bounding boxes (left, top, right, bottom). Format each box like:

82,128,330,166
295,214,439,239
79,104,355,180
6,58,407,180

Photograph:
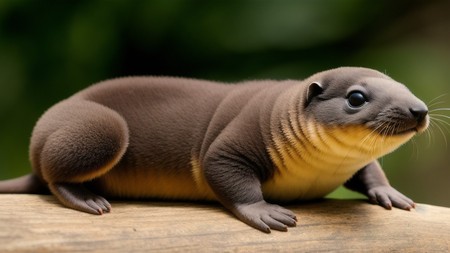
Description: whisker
426,95,450,149
431,116,450,130
359,131,377,157
430,114,450,120
429,108,450,112
380,121,395,145
409,138,419,160
424,126,433,148
375,122,392,155
351,122,387,162
391,122,400,136
360,122,386,146
428,101,447,109
427,94,448,107
431,115,450,126
433,120,448,148
428,120,440,148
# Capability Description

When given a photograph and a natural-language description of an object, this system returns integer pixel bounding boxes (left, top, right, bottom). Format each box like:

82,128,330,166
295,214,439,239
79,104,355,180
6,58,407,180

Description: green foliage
0,0,449,206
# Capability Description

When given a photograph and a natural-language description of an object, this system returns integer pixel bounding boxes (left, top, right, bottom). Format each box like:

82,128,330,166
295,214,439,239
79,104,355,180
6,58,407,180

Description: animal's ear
305,82,323,106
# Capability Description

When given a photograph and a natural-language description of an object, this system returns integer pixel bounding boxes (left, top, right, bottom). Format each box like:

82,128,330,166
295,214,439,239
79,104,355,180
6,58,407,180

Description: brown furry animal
0,67,429,233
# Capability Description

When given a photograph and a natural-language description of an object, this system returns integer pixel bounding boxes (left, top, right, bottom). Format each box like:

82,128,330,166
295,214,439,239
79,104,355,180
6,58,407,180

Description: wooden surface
0,195,449,252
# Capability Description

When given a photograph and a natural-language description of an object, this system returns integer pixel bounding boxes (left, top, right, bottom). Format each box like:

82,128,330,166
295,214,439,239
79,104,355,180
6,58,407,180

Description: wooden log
0,194,448,252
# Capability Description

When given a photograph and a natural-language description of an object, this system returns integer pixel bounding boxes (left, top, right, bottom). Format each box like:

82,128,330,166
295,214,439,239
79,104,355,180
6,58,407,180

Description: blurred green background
0,0,449,207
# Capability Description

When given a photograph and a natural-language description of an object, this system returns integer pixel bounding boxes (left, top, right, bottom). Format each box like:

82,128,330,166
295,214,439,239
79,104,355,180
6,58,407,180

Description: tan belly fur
263,118,414,202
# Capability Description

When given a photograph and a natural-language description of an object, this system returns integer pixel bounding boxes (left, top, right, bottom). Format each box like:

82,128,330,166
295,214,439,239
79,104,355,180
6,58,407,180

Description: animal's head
303,67,429,157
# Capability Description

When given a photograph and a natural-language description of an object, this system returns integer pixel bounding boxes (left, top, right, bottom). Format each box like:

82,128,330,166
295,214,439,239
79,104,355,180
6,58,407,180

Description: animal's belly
94,167,217,201
261,167,356,202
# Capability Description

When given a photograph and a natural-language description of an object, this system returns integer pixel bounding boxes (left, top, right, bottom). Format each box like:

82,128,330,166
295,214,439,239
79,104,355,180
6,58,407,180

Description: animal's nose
409,108,428,123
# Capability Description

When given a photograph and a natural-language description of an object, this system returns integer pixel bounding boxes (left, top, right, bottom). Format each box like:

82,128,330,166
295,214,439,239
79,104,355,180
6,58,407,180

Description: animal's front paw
233,201,297,233
367,185,415,211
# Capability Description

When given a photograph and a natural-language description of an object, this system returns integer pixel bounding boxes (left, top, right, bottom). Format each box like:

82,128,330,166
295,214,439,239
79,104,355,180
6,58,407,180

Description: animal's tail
0,173,48,194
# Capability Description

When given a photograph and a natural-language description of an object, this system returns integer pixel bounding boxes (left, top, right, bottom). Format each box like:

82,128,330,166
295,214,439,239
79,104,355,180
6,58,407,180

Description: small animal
0,67,429,233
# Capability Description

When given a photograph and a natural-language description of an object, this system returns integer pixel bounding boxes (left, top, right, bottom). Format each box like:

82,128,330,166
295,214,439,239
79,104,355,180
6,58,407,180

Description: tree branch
0,195,448,252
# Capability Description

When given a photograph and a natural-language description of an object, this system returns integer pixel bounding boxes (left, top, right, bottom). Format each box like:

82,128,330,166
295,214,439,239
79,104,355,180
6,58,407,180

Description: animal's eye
347,91,367,108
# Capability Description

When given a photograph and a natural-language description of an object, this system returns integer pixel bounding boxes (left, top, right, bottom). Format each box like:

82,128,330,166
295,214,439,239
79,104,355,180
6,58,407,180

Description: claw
49,183,112,215
367,185,414,211
234,201,297,233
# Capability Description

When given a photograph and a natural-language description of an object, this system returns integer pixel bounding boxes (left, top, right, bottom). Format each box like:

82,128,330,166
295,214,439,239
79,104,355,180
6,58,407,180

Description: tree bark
0,195,448,252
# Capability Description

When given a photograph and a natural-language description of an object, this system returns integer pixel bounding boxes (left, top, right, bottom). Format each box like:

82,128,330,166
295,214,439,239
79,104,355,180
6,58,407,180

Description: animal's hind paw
49,183,112,214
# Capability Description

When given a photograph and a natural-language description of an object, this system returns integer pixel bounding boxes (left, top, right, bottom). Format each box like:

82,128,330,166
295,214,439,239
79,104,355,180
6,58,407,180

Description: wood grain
0,194,448,252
